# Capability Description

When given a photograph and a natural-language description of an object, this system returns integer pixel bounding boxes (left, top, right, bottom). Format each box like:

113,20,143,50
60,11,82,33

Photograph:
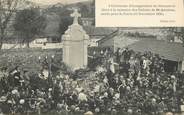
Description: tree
0,0,26,49
58,7,73,38
75,2,95,19
14,7,46,47
59,16,73,37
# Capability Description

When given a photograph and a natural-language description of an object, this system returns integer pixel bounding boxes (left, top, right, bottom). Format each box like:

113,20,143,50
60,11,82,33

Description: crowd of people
0,47,184,115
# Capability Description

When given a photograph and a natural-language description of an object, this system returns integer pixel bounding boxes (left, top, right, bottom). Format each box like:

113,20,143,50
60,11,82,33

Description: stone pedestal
62,9,89,70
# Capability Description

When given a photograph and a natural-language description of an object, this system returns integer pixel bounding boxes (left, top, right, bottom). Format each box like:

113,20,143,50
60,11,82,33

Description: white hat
104,92,108,97
114,93,120,99
84,111,94,115
48,88,52,92
152,98,156,102
166,112,173,115
19,99,25,104
127,108,133,114
171,75,175,79
7,100,13,104
12,89,18,95
0,96,7,102
51,55,55,58
75,107,80,111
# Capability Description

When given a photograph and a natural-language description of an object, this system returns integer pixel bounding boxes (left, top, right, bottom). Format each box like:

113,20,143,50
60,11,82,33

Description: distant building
98,29,157,51
31,38,47,44
83,26,117,47
97,28,184,72
99,29,184,72
80,17,116,47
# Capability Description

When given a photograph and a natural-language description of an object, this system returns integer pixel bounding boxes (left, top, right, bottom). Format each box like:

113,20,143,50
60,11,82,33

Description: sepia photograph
0,0,184,115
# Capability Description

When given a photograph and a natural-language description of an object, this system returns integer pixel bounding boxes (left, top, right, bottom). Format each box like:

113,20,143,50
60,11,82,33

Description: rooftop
127,39,184,62
83,26,117,36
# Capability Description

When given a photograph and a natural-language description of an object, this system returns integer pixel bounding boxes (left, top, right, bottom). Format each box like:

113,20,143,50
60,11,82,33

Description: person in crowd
0,47,183,115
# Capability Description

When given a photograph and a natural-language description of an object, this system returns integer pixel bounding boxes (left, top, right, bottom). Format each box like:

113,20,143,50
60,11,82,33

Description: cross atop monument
70,8,81,24
63,8,89,70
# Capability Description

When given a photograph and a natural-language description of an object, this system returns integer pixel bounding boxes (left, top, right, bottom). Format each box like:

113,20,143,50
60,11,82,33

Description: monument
62,9,89,70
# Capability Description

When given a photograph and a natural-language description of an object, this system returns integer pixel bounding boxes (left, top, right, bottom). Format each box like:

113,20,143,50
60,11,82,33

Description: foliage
124,32,157,39
72,0,95,18
43,1,95,39
57,6,73,37
14,7,46,47
0,0,26,49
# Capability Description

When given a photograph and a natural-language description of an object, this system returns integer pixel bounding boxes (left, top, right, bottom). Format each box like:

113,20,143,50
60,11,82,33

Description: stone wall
2,43,63,49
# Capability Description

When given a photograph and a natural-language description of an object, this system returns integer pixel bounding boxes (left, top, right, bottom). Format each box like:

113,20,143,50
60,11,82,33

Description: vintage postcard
0,0,183,115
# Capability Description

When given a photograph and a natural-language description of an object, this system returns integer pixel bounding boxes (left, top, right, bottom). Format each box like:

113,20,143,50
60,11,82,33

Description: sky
32,0,90,5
